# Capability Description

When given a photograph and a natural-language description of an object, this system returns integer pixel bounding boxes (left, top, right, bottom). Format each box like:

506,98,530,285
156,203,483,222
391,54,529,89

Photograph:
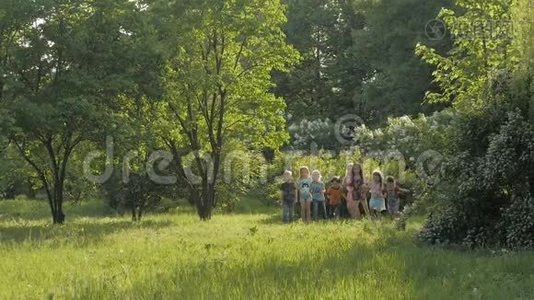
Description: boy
326,177,343,219
385,176,401,218
280,170,297,223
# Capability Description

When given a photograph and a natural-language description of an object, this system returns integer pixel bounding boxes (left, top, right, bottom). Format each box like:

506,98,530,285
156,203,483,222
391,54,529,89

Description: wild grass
0,199,533,299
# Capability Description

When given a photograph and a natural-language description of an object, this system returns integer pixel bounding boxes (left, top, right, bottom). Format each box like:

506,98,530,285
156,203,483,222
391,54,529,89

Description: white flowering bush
354,110,454,161
288,118,336,150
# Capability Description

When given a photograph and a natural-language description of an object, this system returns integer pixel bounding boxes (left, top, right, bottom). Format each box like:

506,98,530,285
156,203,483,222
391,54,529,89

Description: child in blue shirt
310,170,326,221
297,166,312,223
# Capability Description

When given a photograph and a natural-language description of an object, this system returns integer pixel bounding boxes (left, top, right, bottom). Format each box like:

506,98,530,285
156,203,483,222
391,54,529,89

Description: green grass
0,199,533,299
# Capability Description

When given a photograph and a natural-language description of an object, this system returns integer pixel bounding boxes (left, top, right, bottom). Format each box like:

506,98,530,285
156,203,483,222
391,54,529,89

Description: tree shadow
136,227,534,299
256,211,354,225
0,218,173,247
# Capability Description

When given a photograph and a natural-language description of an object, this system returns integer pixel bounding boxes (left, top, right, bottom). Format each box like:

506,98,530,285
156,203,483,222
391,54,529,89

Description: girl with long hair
343,163,369,219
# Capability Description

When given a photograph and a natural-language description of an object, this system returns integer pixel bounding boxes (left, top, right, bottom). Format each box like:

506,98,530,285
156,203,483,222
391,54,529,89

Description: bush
418,107,534,249
498,196,534,250
101,171,168,220
354,111,454,163
288,118,337,150
416,204,468,245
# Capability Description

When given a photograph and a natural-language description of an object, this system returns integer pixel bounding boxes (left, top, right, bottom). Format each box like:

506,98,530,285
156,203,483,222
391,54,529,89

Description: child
385,176,401,218
310,170,326,221
280,170,297,223
368,171,386,217
297,166,312,223
343,163,369,219
326,177,343,219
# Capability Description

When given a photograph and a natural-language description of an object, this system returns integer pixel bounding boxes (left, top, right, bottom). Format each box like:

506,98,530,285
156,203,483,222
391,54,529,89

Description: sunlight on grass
0,200,533,299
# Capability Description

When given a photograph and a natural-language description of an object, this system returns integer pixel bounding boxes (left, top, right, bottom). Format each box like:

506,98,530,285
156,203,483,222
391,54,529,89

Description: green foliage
276,0,365,120
411,0,534,250
0,146,36,198
101,171,169,220
288,118,336,150
511,0,534,125
152,0,298,219
418,108,534,249
159,0,297,151
1,0,164,223
277,0,452,125
100,172,125,213
352,0,452,123
355,111,454,160
215,144,270,213
498,196,534,250
124,173,162,220
416,0,516,111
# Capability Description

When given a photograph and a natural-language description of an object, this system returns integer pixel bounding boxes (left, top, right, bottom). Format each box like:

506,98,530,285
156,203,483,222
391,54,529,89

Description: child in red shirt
326,177,343,219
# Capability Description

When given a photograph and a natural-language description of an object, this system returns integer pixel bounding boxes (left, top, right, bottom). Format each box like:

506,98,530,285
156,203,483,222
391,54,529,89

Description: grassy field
0,199,533,300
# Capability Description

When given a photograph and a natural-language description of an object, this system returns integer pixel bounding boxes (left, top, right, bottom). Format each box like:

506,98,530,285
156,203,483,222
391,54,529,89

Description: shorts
369,197,386,211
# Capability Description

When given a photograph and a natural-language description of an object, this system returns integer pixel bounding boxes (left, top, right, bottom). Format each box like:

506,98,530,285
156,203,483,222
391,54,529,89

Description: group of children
280,164,402,223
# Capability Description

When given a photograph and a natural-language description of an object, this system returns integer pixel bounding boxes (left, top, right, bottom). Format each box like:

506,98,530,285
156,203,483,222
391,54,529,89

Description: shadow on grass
0,198,116,222
0,218,174,247
256,212,353,225
147,230,534,299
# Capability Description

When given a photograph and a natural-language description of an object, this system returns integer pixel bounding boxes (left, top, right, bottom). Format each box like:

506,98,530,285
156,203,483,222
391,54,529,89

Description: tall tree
275,0,367,121
512,0,534,124
2,0,161,224
0,0,37,144
416,0,514,111
352,0,453,124
154,0,298,220
277,0,453,126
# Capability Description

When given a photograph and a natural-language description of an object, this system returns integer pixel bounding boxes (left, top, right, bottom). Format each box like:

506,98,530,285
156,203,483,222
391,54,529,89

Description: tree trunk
52,183,65,224
194,188,215,221
53,206,65,224
132,206,138,222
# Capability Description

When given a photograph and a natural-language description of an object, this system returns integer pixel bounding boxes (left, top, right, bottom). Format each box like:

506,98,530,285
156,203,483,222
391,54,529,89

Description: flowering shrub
354,110,454,161
288,118,336,150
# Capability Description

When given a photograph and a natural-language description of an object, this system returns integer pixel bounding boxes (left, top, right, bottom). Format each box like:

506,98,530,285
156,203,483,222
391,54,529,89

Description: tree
2,0,161,224
352,0,453,124
416,0,514,111
276,0,453,127
414,0,534,249
512,0,534,124
275,0,367,121
154,0,298,220
0,0,37,145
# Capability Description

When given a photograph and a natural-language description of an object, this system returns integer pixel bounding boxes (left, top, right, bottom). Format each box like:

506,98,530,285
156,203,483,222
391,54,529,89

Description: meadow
0,199,533,300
